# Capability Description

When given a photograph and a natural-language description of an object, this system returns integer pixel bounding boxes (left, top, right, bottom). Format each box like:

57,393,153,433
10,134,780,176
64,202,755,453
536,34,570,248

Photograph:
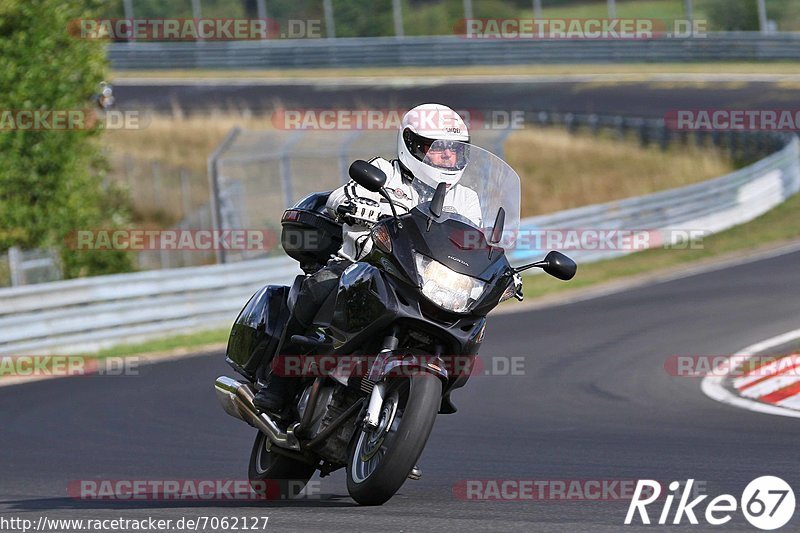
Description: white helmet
397,103,470,190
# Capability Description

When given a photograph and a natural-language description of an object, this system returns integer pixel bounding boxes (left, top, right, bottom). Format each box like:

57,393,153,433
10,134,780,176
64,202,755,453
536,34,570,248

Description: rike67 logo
625,477,795,530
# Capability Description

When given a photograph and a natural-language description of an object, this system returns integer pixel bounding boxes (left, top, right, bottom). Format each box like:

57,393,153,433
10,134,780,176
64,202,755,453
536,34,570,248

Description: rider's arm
324,181,355,219
325,158,390,222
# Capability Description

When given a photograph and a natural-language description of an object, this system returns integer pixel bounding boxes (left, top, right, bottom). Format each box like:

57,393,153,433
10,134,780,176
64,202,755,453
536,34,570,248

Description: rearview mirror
513,250,577,280
489,208,505,245
348,160,387,193
542,251,577,281
430,182,447,218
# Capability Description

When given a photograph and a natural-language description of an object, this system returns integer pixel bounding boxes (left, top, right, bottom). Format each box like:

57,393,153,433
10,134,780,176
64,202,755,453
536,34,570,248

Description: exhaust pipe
214,376,300,451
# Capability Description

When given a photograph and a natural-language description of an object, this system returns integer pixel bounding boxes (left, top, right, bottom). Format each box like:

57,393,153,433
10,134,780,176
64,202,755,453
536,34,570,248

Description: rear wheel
248,431,316,500
346,373,441,505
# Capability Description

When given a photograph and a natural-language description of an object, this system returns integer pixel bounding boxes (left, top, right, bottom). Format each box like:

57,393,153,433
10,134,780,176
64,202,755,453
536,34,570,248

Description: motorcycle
214,141,576,505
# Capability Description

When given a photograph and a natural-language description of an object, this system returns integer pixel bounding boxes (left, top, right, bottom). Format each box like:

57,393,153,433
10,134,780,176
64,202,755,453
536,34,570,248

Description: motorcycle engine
297,382,361,465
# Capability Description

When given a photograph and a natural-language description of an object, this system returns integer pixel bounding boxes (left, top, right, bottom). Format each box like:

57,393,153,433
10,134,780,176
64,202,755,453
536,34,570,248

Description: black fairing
280,191,343,272
407,206,506,281
226,285,289,381
312,260,489,395
361,207,515,316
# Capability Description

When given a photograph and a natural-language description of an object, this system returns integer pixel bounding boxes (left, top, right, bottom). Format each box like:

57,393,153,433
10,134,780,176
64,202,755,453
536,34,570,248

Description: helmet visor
404,130,470,171
422,139,470,170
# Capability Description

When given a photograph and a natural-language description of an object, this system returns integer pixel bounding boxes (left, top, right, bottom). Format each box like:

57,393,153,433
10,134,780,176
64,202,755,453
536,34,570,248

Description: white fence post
8,247,23,287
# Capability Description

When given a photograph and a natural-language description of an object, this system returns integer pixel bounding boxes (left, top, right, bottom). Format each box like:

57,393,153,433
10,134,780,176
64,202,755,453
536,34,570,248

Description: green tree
99,0,248,20
0,0,132,278
703,0,761,31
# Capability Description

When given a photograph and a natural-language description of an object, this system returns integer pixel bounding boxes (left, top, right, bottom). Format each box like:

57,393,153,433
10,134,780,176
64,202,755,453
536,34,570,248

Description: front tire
248,430,316,500
346,373,442,505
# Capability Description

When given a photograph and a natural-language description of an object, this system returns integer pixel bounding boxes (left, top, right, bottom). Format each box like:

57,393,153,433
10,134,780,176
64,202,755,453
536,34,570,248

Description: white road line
777,394,800,409
702,328,800,419
0,348,221,389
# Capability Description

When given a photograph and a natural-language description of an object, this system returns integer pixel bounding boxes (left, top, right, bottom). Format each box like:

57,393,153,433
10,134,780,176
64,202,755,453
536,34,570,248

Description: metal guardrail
1,133,797,355
0,256,300,355
108,33,800,69
510,135,800,266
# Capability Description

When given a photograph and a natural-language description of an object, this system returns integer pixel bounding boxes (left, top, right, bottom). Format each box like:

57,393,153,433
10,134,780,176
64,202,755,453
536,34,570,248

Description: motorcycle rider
254,103,482,415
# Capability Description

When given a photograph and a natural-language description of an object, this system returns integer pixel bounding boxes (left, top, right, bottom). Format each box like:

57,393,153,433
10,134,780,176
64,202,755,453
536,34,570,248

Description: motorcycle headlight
414,253,486,313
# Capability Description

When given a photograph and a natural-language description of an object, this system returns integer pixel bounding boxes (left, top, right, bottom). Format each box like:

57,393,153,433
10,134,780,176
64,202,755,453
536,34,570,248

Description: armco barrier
1,136,797,356
0,256,301,355
509,135,800,266
107,33,800,70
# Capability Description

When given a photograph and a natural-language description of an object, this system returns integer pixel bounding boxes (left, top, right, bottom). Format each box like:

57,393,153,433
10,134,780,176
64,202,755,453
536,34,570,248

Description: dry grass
505,128,734,217
104,112,265,175
103,113,266,226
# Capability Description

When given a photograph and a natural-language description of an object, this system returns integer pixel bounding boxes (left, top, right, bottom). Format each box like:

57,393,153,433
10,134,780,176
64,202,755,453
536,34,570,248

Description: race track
2,247,799,531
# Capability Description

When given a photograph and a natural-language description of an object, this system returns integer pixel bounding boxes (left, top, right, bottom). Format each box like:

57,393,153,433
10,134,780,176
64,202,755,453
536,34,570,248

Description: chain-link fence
209,128,513,263
106,152,214,270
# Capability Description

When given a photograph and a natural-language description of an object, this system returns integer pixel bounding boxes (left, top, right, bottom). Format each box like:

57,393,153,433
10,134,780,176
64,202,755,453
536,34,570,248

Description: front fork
362,328,445,430
364,382,386,429
363,328,399,430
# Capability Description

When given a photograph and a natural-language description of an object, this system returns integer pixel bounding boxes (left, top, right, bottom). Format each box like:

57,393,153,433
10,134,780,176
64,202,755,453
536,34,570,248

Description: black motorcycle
215,141,576,505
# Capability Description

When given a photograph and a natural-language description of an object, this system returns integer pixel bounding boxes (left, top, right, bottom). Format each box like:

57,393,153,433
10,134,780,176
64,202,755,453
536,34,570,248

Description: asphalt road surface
2,247,799,532
113,79,799,118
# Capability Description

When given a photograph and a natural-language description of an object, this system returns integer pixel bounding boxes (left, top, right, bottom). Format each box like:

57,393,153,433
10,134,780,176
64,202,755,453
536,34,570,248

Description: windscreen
417,140,521,249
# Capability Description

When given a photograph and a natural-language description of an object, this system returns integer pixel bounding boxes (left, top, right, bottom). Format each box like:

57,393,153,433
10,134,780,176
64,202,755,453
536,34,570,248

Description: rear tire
346,373,441,505
248,431,316,500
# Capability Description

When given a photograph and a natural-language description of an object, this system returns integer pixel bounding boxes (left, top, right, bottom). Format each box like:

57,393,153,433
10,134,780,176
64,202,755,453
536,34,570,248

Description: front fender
367,349,449,384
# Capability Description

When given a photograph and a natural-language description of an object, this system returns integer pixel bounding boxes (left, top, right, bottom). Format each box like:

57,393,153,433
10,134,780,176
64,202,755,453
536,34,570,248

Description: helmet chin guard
397,104,470,189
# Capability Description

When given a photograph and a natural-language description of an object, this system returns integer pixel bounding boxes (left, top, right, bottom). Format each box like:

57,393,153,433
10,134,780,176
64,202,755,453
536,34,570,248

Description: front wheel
346,373,442,505
248,430,316,500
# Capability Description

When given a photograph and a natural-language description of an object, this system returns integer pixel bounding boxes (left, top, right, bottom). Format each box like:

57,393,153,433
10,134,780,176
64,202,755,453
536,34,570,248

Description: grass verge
89,328,230,359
